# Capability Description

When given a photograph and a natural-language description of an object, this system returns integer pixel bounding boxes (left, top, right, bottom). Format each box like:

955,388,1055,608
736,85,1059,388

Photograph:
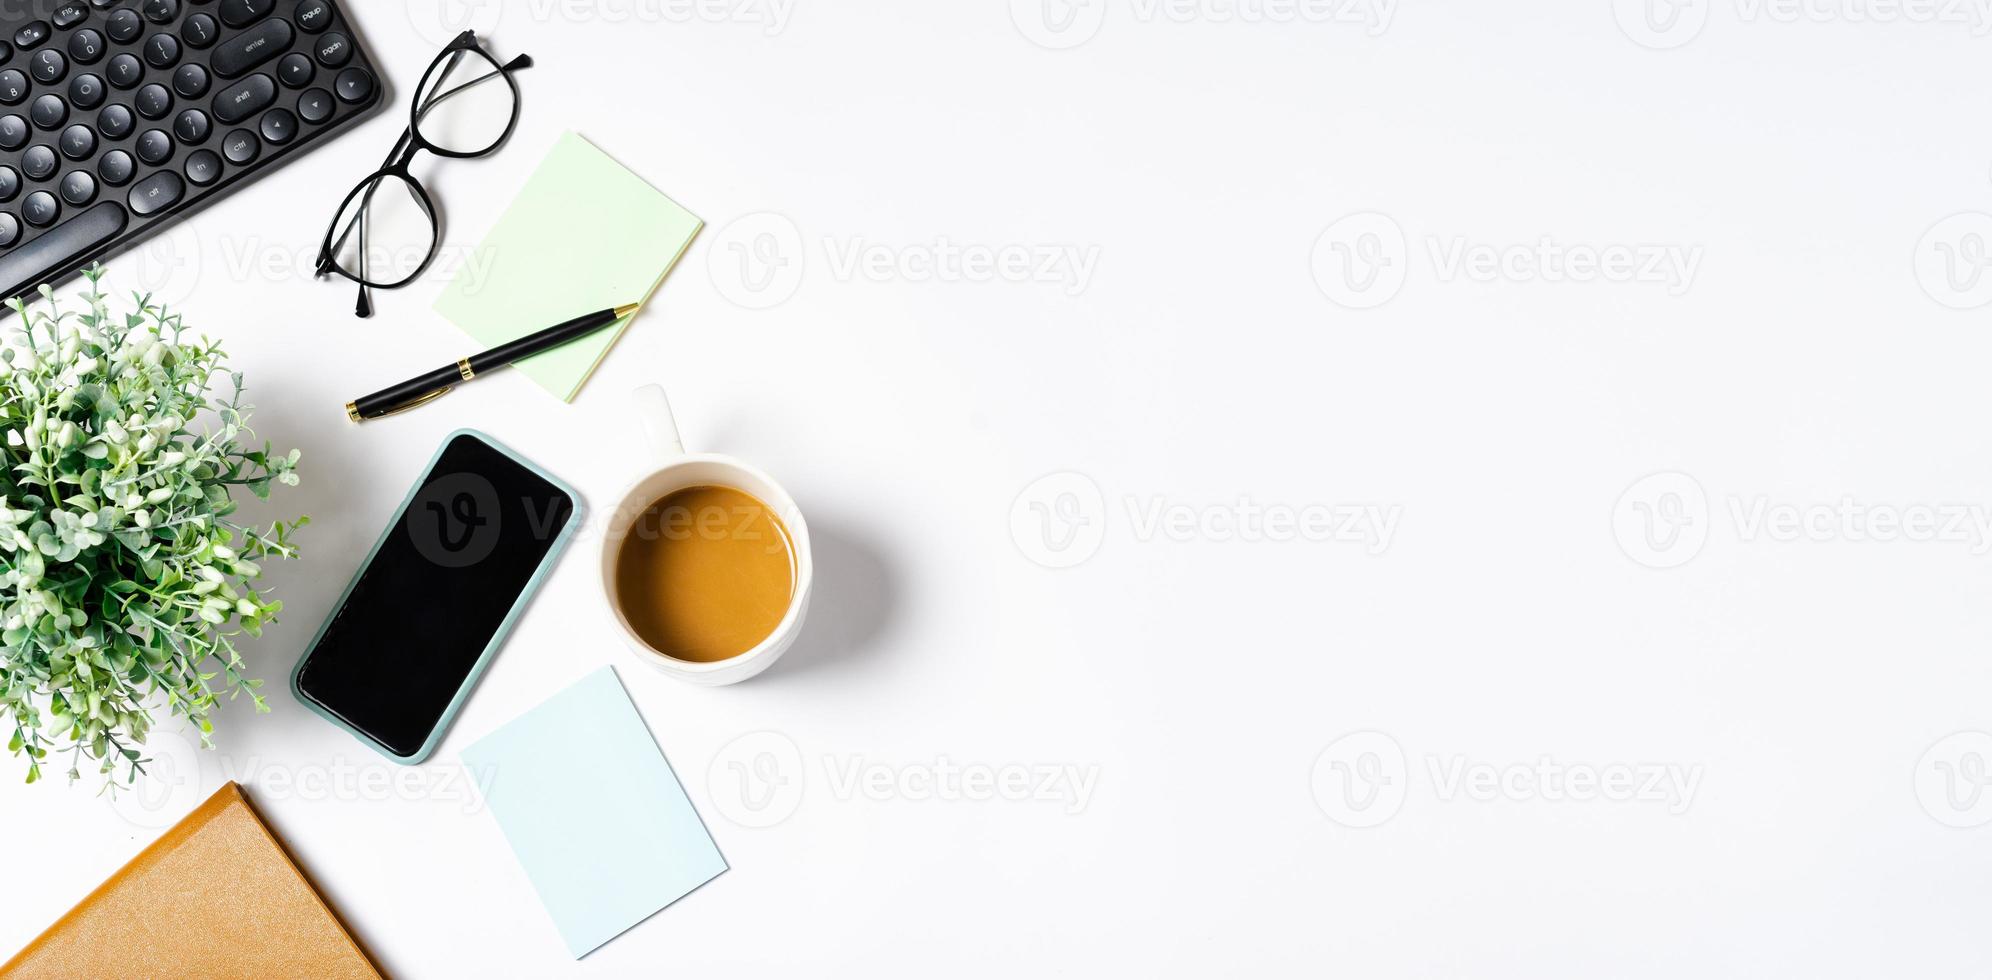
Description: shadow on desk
768,515,896,681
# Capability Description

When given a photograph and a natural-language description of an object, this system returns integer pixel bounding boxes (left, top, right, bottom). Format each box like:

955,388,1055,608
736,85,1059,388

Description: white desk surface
6,2,1992,976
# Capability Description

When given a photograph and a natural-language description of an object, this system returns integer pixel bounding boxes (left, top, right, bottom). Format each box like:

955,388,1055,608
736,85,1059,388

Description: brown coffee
613,485,796,663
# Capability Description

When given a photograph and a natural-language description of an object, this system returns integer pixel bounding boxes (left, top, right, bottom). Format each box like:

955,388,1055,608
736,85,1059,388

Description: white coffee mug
600,384,812,685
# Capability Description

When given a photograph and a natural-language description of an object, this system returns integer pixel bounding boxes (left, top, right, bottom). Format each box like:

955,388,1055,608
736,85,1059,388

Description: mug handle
633,384,685,460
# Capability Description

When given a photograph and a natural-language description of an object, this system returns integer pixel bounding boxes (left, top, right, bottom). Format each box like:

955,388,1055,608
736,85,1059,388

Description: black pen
345,303,641,422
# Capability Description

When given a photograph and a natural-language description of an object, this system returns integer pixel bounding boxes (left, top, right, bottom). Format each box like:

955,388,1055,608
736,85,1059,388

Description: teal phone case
288,428,584,765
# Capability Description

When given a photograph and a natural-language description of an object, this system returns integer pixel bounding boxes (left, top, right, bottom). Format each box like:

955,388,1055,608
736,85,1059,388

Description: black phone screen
295,433,576,758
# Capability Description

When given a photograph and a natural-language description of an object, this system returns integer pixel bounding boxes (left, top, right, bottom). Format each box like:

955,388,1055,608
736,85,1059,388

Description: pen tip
613,302,641,319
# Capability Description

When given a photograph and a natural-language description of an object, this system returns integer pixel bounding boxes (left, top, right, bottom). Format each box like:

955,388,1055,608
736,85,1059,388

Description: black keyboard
0,0,383,304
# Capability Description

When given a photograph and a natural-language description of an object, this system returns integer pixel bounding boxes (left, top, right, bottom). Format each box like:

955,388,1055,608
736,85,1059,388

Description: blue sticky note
462,666,727,958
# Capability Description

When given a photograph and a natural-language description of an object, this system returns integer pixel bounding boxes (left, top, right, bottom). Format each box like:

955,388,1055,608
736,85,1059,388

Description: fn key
0,201,126,301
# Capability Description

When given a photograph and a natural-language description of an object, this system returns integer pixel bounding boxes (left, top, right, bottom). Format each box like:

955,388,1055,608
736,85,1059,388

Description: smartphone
291,430,582,764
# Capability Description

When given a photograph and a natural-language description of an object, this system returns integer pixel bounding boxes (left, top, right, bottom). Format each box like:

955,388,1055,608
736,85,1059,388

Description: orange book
3,782,383,979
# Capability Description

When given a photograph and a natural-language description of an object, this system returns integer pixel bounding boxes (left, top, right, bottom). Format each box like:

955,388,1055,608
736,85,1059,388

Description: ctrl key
127,169,182,215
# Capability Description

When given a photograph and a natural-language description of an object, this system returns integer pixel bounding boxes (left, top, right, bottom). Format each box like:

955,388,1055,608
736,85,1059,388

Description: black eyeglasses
315,31,530,317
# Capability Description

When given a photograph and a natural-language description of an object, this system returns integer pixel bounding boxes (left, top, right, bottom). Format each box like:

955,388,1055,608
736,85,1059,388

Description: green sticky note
434,132,702,401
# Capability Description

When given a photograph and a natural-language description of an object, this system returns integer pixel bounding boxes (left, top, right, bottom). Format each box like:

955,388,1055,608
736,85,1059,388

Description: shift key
212,73,275,124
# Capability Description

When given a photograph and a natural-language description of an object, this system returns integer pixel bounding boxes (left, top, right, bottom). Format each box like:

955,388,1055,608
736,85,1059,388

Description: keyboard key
135,128,171,164
144,34,179,69
0,167,17,201
277,51,312,87
53,2,89,28
135,83,171,119
96,148,131,184
21,145,55,179
219,126,255,163
97,103,131,138
30,95,64,129
126,170,181,214
183,148,219,185
172,107,207,142
68,73,104,109
0,41,13,66
0,201,126,297
0,213,18,248
0,70,23,104
257,106,293,143
214,18,290,78
106,53,141,89
66,29,104,65
181,12,218,49
58,170,94,206
89,0,117,7
0,115,24,150
58,123,92,159
293,0,330,33
22,191,57,226
211,72,272,123
14,22,49,50
296,86,330,123
313,31,349,67
29,49,66,84
142,0,180,23
106,9,141,44
219,0,274,28
173,63,208,97
333,66,371,104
